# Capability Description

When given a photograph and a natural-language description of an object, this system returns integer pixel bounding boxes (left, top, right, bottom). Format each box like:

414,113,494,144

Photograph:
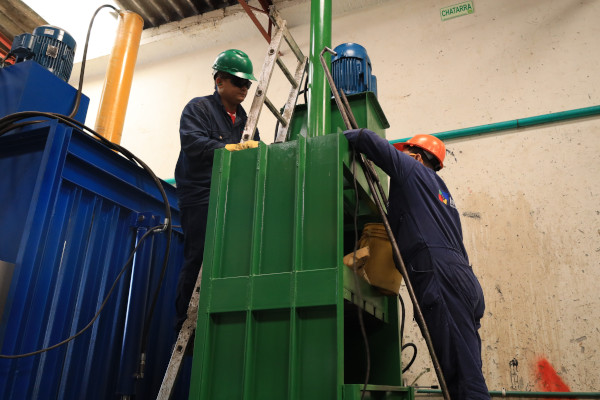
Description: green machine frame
188,92,414,399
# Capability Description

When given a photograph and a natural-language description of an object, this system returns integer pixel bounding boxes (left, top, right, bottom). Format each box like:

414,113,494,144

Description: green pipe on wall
389,105,600,144
417,389,600,398
164,107,599,186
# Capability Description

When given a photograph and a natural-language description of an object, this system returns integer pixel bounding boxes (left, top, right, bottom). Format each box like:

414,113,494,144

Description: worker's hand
224,140,260,152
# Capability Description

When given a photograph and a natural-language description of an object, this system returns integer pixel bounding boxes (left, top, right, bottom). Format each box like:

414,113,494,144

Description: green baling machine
188,92,413,399
188,1,415,398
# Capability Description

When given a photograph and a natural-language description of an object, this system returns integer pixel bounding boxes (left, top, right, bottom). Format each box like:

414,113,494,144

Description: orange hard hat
393,134,445,170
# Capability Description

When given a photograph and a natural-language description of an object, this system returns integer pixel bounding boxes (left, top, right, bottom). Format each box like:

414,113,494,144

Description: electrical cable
274,70,309,143
398,293,417,373
351,146,371,400
0,225,163,359
302,69,308,105
69,4,118,119
0,119,42,136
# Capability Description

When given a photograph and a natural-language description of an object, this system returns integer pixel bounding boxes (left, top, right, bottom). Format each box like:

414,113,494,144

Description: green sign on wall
440,1,474,21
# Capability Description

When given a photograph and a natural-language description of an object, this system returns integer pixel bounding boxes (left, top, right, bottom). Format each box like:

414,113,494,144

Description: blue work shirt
174,91,259,207
344,129,469,265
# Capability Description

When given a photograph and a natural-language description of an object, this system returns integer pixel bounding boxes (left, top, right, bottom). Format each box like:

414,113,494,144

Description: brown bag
343,223,403,296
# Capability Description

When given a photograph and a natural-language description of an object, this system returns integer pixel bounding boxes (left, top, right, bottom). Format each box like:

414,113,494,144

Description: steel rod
339,89,389,209
319,46,451,400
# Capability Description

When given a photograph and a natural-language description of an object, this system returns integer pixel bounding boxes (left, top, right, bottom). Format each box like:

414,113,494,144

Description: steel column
307,0,331,137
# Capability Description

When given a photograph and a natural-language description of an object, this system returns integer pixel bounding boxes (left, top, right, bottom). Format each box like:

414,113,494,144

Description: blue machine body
0,61,88,123
11,25,76,82
331,42,378,97
0,54,190,399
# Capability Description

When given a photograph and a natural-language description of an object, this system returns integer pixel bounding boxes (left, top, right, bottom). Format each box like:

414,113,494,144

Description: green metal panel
290,91,390,212
289,91,390,141
188,129,410,399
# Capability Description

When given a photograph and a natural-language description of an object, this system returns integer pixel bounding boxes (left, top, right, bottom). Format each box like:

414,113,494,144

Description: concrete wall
70,0,600,393
408,118,600,393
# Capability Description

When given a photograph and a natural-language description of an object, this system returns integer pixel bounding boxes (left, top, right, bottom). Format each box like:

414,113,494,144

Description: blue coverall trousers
407,248,490,400
175,203,209,332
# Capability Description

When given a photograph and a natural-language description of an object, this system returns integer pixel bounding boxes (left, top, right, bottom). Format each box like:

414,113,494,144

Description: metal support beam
237,0,273,44
0,30,12,58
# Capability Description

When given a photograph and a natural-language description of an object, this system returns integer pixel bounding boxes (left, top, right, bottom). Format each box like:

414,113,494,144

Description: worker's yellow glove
225,140,259,152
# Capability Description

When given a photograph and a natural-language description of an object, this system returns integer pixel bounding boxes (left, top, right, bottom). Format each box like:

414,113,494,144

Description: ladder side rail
241,20,287,142
156,266,203,400
275,57,308,143
276,57,299,88
270,9,305,62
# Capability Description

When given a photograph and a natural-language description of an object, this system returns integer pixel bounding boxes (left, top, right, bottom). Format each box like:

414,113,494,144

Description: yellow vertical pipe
94,11,143,145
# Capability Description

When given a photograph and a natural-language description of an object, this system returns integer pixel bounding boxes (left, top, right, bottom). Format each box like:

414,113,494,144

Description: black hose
351,147,371,400
69,4,118,119
398,294,417,373
0,225,163,358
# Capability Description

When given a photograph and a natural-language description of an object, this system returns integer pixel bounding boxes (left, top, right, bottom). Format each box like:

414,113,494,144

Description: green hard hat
212,49,257,81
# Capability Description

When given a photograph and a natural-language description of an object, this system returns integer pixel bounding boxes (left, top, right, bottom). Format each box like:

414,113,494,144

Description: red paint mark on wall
535,357,576,400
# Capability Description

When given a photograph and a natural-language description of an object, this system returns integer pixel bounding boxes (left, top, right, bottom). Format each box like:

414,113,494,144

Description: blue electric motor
331,42,378,97
10,25,76,82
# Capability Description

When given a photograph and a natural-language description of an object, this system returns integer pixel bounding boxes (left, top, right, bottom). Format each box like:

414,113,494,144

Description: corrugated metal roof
116,0,240,29
0,0,273,58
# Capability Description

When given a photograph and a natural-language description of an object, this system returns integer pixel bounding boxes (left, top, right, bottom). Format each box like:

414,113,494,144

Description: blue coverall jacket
174,90,260,207
344,128,490,400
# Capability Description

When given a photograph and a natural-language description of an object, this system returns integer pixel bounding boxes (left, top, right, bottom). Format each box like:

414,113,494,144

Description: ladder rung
276,57,298,88
275,56,308,143
242,8,306,143
264,96,288,126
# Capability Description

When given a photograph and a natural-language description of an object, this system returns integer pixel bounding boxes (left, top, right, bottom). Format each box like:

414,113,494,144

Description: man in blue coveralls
344,128,490,400
174,49,260,332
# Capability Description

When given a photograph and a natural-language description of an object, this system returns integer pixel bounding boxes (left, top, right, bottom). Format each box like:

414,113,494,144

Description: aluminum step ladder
241,9,308,144
156,266,202,400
